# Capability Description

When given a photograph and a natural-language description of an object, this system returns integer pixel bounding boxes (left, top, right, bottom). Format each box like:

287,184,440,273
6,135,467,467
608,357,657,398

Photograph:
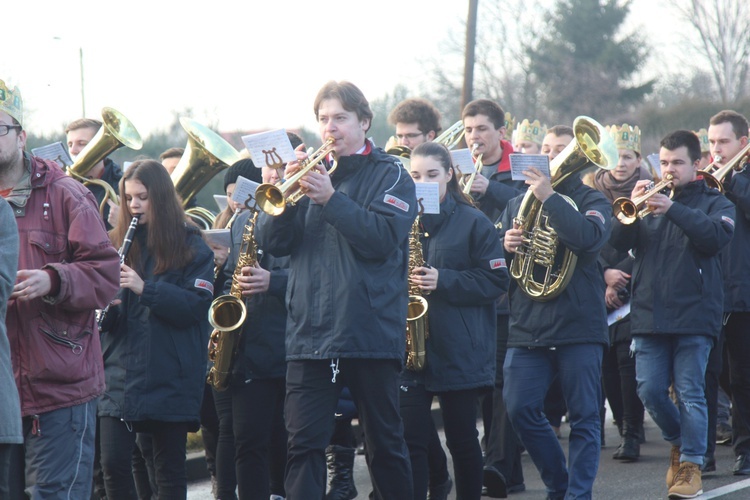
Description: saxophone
206,210,259,391
406,200,429,371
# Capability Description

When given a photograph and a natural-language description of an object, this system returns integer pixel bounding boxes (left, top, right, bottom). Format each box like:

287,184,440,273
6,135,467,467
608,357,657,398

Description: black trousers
0,443,11,498
726,312,750,455
601,324,644,434
215,377,286,500
99,417,189,500
705,329,726,458
401,385,483,500
284,359,413,500
484,316,524,488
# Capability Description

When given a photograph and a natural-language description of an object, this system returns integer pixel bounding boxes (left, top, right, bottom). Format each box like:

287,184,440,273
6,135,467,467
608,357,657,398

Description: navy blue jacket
610,179,735,337
402,193,508,392
222,209,289,381
721,165,750,312
257,146,417,362
99,225,214,428
498,178,612,347
86,158,122,229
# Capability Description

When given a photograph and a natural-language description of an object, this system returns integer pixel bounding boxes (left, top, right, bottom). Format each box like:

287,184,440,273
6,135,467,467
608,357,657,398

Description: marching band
1,74,750,500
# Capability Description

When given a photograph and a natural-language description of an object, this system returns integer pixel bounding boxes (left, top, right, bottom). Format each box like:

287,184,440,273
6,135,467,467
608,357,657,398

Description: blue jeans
633,334,713,465
503,344,603,500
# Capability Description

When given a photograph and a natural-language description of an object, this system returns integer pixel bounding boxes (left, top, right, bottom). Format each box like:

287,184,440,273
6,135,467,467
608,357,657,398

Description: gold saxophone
406,200,429,371
206,210,259,391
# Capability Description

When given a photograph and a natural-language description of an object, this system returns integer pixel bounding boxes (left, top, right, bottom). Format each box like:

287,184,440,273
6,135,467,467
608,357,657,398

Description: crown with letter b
515,118,546,146
0,79,23,127
693,128,710,154
608,123,641,154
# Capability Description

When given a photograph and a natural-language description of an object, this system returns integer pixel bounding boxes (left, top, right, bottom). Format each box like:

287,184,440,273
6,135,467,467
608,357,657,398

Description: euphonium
406,200,429,371
459,144,483,195
171,117,242,230
255,137,337,216
510,116,618,301
206,210,258,391
700,143,750,193
612,174,674,225
68,107,143,215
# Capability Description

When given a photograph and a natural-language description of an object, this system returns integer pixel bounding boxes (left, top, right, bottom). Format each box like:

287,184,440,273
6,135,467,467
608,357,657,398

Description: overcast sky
6,0,679,139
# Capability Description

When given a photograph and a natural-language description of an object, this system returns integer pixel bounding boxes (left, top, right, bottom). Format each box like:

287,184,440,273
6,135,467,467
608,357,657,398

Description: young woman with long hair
401,142,508,500
98,159,214,500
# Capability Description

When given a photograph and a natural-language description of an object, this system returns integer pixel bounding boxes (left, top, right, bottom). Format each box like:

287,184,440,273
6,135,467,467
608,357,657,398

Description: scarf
593,164,653,203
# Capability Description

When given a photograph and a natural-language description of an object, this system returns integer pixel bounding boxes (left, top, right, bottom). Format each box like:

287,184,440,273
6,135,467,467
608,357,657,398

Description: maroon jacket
6,155,119,416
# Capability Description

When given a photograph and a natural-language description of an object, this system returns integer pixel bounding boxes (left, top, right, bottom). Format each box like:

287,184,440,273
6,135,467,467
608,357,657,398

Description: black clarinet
98,214,141,329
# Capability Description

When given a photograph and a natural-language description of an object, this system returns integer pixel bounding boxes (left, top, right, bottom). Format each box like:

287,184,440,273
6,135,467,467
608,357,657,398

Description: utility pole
79,47,86,117
462,0,479,111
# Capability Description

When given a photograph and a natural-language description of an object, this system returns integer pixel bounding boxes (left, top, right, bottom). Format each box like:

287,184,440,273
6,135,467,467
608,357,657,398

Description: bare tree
671,0,750,103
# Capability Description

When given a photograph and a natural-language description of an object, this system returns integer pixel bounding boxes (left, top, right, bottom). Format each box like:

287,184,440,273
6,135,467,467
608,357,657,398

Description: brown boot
666,446,680,487
668,462,702,498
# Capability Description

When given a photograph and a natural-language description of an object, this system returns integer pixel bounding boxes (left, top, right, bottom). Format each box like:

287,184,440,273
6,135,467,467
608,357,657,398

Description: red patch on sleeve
194,279,214,294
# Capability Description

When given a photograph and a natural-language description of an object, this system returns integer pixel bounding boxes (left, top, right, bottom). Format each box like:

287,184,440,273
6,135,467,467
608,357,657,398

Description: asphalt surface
187,406,750,499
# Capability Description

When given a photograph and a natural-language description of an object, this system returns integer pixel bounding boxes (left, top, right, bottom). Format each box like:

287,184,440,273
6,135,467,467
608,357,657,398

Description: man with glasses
388,98,442,151
0,78,120,498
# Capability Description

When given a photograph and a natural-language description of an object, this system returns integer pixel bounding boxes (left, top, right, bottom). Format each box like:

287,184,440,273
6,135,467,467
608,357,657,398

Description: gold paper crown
0,79,23,126
693,128,710,154
608,124,641,154
504,112,516,136
515,118,547,146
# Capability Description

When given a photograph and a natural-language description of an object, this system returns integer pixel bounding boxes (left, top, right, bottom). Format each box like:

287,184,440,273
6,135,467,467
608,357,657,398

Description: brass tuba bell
67,107,143,214
510,116,618,301
171,118,242,229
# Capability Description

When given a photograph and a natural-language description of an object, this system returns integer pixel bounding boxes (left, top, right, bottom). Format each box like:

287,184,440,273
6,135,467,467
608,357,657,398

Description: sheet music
450,148,476,175
607,303,631,326
31,142,73,168
232,175,260,210
414,182,440,214
241,129,296,169
510,154,551,181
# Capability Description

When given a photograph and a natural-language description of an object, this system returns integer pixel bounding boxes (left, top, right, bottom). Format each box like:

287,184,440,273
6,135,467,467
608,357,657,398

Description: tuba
68,107,143,215
171,117,242,230
255,137,337,216
510,116,618,301
206,209,258,391
700,143,750,193
406,199,429,371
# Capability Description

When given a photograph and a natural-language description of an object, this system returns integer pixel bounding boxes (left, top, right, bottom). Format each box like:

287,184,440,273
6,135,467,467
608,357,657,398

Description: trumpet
255,137,337,216
459,144,483,195
700,143,750,193
612,174,674,225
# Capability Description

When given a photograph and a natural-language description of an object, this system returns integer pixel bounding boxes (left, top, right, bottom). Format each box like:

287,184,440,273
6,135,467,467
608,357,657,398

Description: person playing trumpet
610,130,735,499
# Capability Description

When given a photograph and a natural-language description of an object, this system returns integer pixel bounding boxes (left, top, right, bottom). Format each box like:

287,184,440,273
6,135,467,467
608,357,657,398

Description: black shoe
325,445,358,500
717,423,732,445
427,475,452,500
733,454,750,475
701,455,716,473
613,427,640,462
482,465,508,498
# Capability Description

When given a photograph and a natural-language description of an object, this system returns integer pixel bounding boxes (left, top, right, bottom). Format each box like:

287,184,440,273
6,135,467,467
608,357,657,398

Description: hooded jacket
401,193,508,392
610,179,735,337
257,146,417,362
498,177,612,347
6,154,120,416
98,224,214,427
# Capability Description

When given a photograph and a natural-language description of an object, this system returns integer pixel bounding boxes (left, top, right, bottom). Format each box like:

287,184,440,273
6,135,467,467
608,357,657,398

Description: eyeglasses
395,132,425,140
0,124,22,137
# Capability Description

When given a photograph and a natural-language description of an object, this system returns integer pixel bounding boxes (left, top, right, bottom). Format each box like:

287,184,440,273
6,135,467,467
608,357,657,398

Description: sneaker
716,422,732,445
668,462,702,498
666,446,681,487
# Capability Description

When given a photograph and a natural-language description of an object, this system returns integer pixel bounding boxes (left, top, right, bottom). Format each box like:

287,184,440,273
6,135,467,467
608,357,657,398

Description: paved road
188,406,750,499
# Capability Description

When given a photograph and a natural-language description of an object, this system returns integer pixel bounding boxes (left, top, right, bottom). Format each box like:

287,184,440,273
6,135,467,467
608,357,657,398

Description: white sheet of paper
241,129,296,169
451,148,476,175
31,142,73,168
414,182,440,214
213,194,228,212
232,175,261,210
647,153,661,177
607,302,631,326
510,154,551,181
202,229,231,248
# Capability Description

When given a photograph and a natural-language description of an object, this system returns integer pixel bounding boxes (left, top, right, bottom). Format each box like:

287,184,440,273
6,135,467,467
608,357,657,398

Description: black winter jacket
257,146,417,362
498,178,612,347
99,225,214,428
222,209,289,382
721,166,750,312
402,194,508,392
610,179,735,337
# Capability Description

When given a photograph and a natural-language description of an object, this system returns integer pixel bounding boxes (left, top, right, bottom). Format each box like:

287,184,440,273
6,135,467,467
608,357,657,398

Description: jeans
633,334,713,465
400,385,483,500
99,417,189,500
504,344,603,500
284,359,413,500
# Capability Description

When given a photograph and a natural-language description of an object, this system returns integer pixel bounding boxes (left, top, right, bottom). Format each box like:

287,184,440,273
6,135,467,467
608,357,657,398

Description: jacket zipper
39,326,84,354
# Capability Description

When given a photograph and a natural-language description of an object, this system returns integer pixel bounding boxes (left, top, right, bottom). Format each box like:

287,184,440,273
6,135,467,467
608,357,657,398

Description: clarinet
98,214,141,329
